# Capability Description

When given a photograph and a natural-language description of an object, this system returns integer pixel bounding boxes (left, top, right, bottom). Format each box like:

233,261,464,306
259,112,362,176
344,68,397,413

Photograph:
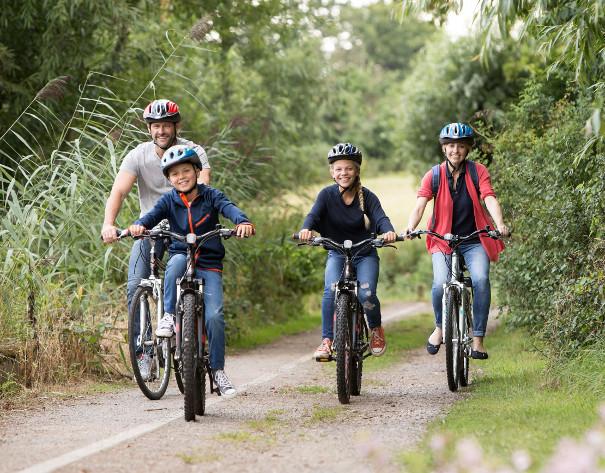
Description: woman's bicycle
293,234,403,404
408,226,501,392
115,225,185,400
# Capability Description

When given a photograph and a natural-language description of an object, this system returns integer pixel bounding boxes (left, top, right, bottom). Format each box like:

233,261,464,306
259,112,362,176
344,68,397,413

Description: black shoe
471,350,489,360
426,341,441,355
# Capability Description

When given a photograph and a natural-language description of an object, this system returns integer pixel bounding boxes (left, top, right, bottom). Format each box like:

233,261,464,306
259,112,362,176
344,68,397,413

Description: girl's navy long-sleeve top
135,184,250,270
302,185,394,255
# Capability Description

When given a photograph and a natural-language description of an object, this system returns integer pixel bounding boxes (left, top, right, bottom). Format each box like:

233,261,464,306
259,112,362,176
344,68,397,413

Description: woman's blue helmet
439,123,474,145
327,142,362,165
160,145,201,176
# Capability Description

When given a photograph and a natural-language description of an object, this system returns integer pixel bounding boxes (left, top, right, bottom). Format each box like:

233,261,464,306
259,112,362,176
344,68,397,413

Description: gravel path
0,301,463,473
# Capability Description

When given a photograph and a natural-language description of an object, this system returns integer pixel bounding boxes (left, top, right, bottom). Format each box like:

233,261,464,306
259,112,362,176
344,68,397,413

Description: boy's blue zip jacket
135,184,250,271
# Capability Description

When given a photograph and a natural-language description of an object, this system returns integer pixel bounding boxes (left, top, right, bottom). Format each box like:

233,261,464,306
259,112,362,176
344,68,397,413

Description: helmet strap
335,175,359,194
446,157,465,174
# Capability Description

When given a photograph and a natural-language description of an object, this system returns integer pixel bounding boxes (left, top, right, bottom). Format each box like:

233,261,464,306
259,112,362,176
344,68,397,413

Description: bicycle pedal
315,356,334,362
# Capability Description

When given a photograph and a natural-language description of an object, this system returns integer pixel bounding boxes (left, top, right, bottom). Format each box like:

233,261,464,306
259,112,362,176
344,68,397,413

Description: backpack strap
431,164,440,198
466,160,481,198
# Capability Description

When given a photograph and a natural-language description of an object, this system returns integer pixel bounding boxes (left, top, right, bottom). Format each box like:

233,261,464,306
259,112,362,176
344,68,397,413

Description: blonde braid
356,179,371,230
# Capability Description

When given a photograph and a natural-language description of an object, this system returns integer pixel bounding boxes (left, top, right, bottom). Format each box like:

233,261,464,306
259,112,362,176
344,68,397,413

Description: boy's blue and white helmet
327,142,362,165
439,122,475,145
160,145,201,176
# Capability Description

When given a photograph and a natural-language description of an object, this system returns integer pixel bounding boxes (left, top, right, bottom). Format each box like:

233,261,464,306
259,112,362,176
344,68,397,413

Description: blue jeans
164,253,226,370
321,251,381,340
431,243,491,336
128,238,166,355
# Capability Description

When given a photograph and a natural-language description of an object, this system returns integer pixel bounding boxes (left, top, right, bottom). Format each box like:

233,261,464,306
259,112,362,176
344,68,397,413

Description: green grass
400,327,605,472
307,404,342,423
294,385,331,394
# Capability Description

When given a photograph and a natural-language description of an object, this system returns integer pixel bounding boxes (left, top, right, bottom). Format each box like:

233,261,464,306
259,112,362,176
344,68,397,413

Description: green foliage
392,34,534,171
491,75,605,354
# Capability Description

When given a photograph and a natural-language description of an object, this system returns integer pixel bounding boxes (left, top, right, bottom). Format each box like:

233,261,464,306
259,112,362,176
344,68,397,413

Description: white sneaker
213,369,237,398
156,313,175,337
137,353,152,381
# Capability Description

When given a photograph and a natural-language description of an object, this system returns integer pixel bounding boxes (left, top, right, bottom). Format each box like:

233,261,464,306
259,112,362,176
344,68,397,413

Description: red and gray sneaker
370,326,387,356
313,338,332,361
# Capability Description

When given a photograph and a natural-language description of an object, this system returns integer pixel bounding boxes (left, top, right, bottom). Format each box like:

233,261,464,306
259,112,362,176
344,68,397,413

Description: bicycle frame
137,239,165,356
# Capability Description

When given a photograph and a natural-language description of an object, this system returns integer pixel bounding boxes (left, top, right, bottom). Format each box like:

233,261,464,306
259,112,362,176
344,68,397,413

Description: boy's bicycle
408,226,501,391
164,225,237,422
293,234,403,404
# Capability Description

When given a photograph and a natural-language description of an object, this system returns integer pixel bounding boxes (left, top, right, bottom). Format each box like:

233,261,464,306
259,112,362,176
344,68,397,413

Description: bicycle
163,225,237,422
293,234,403,404
113,225,185,400
407,226,501,392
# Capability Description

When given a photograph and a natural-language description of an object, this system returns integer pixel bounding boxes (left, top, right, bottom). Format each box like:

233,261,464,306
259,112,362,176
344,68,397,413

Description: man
101,99,211,378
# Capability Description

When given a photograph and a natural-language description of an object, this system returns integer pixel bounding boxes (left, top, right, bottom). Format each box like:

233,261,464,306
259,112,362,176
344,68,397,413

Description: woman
405,123,509,359
299,143,397,360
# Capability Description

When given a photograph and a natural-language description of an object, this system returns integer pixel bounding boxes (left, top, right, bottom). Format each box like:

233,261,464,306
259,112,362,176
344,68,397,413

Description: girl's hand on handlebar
236,223,255,238
298,229,313,242
382,231,397,243
128,224,147,237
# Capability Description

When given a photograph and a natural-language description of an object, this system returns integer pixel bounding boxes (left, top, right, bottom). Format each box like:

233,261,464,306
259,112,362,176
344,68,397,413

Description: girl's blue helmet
160,145,201,176
328,142,362,165
439,123,474,145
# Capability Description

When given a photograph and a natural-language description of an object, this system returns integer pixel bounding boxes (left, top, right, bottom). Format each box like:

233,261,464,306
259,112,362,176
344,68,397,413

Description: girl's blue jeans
431,243,491,336
321,251,381,340
164,253,226,370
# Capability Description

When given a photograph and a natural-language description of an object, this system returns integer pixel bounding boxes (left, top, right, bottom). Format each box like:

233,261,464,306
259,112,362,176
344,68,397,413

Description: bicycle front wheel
182,292,198,421
335,292,353,404
350,306,365,396
444,287,460,392
128,286,171,400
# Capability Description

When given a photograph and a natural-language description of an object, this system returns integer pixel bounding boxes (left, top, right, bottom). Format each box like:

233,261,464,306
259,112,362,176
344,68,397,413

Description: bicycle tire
459,289,472,387
444,287,460,392
335,292,352,404
174,355,185,394
128,286,171,400
350,306,364,396
182,292,197,421
194,298,206,416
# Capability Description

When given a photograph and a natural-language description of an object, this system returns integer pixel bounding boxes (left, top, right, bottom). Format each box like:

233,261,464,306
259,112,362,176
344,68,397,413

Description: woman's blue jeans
164,253,226,370
321,251,381,340
431,243,491,336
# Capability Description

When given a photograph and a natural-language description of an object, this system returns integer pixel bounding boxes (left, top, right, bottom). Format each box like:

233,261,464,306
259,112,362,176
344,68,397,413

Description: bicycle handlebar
405,226,502,244
292,233,405,253
105,225,236,244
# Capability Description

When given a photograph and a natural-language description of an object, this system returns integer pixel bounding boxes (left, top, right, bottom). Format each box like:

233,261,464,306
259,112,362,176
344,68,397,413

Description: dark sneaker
213,369,237,398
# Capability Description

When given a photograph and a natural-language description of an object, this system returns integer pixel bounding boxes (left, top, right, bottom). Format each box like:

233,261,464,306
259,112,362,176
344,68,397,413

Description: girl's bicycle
408,226,501,391
293,234,403,404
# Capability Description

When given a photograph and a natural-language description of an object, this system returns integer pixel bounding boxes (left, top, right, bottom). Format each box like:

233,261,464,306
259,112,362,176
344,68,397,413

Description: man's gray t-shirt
119,138,209,216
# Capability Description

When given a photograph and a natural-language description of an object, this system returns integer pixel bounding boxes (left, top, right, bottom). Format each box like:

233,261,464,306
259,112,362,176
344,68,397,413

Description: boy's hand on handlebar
235,223,255,238
298,229,313,242
382,231,397,243
128,224,146,237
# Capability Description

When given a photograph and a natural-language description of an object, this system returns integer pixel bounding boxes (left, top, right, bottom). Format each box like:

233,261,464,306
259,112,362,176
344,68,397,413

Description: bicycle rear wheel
335,292,353,404
182,292,198,421
459,289,473,387
350,306,366,396
128,286,171,400
444,287,460,392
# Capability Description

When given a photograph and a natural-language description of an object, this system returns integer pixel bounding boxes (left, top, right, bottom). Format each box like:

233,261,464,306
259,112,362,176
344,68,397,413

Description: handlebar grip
395,234,406,242
292,233,300,241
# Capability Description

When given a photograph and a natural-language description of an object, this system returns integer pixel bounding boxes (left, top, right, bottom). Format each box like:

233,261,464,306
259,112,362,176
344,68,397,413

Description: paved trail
1,301,465,473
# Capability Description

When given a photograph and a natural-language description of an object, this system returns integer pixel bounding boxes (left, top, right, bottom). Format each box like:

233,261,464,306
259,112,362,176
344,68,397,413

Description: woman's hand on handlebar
496,224,511,237
128,224,147,237
298,229,313,242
